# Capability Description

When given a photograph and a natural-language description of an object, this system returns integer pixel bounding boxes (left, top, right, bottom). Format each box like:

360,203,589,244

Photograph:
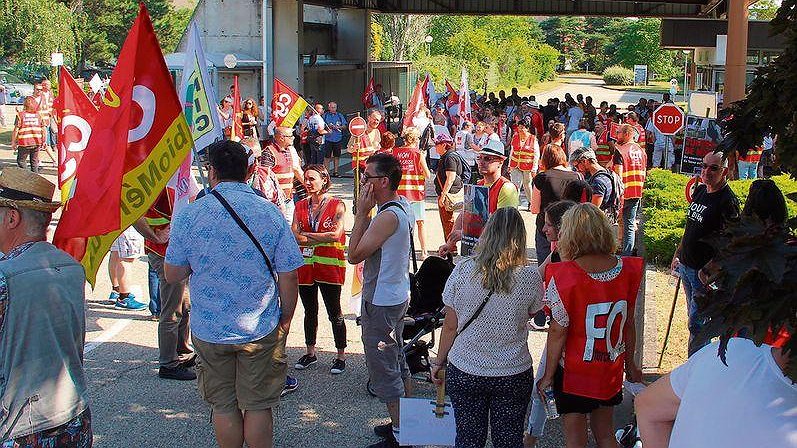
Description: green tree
1,0,76,66
540,17,587,70
749,0,782,20
610,18,678,78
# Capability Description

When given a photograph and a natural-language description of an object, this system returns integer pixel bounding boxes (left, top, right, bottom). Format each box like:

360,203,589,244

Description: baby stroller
366,254,455,396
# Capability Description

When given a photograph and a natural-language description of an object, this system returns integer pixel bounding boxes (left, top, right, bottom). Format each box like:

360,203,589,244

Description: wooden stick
434,368,446,418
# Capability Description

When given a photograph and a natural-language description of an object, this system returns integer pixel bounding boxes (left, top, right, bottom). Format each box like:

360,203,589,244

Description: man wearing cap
439,139,518,256
571,147,621,224
0,168,92,446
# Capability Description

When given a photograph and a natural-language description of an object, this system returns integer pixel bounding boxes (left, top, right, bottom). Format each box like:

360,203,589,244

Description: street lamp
682,49,690,103
425,35,433,57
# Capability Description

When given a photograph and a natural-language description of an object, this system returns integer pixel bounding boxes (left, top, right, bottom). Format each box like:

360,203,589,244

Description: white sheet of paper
399,397,456,446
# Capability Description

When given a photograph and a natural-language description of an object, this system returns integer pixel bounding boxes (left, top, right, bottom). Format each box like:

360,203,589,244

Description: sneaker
330,358,346,375
114,294,148,311
158,365,196,381
281,375,298,396
529,310,549,331
294,354,317,370
373,423,393,439
107,291,120,305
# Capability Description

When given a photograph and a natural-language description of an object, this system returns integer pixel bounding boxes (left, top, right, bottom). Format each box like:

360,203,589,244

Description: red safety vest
544,257,644,400
143,190,174,257
269,144,294,197
509,133,537,172
632,123,646,146
739,146,763,164
350,129,380,171
618,142,647,199
15,112,44,147
392,146,426,202
478,176,511,214
595,131,613,167
295,197,346,285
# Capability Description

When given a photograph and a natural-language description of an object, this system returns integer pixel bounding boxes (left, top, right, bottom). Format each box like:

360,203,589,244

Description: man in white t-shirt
348,152,414,448
635,338,797,447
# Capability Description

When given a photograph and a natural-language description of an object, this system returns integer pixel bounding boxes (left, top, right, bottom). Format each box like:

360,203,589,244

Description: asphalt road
534,76,658,108
0,77,653,447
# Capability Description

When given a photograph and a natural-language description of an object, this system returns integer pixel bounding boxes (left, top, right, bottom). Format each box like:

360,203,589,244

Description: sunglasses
476,156,502,163
701,163,721,172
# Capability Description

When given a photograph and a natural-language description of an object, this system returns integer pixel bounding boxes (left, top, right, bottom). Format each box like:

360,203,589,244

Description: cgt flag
361,76,376,108
445,79,459,118
271,77,308,129
230,75,244,141
422,73,436,108
54,66,98,204
53,3,192,285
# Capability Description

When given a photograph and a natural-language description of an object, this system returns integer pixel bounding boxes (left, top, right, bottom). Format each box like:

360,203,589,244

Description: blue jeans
621,198,641,256
148,262,161,316
678,263,708,356
535,226,551,266
737,160,757,180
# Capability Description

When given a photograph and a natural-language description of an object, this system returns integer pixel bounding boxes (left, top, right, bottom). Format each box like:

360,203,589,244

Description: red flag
361,77,375,108
54,3,192,284
402,79,425,129
54,67,99,204
271,77,309,129
231,75,243,140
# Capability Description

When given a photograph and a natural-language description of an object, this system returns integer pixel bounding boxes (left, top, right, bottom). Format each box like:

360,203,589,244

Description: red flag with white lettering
54,67,98,204
361,77,376,108
271,77,309,129
53,3,192,285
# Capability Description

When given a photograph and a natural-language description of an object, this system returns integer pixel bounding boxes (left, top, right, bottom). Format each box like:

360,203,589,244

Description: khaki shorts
193,326,287,414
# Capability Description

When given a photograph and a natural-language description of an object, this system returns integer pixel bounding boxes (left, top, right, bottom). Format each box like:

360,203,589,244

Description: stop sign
349,116,367,137
652,104,685,135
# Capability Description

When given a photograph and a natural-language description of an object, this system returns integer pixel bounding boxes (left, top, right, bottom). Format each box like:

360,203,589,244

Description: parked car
0,72,34,105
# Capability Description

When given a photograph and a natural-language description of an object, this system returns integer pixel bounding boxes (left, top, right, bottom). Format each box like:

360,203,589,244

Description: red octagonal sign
652,103,685,135
349,116,367,138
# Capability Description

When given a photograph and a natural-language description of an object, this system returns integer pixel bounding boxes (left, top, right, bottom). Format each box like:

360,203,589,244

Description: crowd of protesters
1,81,794,448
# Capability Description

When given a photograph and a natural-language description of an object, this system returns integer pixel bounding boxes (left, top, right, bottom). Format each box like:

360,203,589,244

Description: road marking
85,318,133,354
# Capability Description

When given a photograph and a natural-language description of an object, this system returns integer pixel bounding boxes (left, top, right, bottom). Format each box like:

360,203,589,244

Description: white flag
458,67,472,124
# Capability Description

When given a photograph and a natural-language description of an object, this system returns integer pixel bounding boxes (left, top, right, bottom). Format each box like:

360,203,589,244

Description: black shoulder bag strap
457,290,494,336
211,189,278,282
379,200,418,273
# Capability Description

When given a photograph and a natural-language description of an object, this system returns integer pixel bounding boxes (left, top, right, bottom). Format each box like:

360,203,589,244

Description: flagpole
353,113,361,215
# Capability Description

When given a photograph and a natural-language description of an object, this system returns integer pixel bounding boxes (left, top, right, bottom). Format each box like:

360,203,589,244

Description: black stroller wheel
366,378,378,397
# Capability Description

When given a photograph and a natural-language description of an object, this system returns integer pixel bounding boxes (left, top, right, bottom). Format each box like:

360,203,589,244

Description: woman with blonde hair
537,203,644,448
433,207,544,448
393,126,431,257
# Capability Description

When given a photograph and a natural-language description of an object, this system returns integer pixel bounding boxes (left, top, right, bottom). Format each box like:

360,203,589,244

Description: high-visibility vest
269,144,295,197
295,197,346,285
15,112,44,147
739,146,763,164
632,123,646,146
509,133,537,172
350,129,380,171
36,92,53,124
595,131,613,166
478,176,513,213
544,257,643,400
392,146,426,202
143,190,174,257
618,142,647,199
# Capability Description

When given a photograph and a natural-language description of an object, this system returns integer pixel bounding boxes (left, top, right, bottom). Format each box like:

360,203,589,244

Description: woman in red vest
394,127,431,257
537,203,644,448
10,96,45,173
291,165,348,374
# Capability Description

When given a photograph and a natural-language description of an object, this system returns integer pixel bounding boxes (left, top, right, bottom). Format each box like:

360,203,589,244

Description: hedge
602,66,634,86
642,169,797,266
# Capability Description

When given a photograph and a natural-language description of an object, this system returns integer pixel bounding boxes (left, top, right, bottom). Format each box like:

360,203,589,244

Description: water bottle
543,387,559,419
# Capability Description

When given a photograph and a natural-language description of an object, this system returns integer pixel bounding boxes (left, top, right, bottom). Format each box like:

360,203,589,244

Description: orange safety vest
478,176,511,214
544,257,643,400
392,146,426,202
739,146,763,164
15,112,44,147
269,144,295,197
618,142,647,199
295,197,346,285
350,129,380,171
509,133,537,172
143,190,174,257
595,131,613,166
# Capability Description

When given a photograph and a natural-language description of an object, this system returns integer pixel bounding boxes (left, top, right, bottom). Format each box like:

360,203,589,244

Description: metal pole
353,113,362,215
683,54,688,104
657,277,681,369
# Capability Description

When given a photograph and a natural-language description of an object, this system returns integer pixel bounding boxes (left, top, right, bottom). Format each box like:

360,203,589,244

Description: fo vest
595,131,613,166
15,112,44,147
295,197,346,285
269,144,295,197
544,257,643,400
393,146,426,202
509,133,537,172
619,142,647,199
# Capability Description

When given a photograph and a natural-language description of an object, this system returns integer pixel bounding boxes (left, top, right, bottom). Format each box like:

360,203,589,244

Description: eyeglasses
360,173,387,182
476,156,502,163
701,163,721,172
278,133,295,138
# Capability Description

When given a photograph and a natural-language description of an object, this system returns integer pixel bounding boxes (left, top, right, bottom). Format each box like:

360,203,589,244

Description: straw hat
0,167,61,212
